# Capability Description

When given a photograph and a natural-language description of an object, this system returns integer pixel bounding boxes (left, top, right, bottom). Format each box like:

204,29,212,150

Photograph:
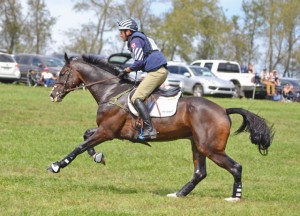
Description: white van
191,60,256,98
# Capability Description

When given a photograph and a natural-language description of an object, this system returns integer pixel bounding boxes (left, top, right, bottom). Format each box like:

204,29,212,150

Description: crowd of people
242,62,298,102
260,68,299,102
245,64,298,102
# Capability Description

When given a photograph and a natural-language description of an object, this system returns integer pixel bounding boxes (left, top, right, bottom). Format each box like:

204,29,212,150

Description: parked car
0,50,21,83
279,78,300,93
107,53,182,89
167,61,235,97
279,78,300,102
52,53,81,62
14,53,63,85
191,60,256,98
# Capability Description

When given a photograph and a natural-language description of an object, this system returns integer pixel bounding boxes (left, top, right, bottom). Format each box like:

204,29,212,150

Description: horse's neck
89,82,133,104
75,65,132,103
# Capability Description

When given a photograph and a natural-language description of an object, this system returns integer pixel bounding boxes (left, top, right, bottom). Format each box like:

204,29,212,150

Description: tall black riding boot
134,98,157,140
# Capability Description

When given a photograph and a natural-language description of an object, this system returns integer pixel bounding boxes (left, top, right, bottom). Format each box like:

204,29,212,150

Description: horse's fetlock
87,147,96,156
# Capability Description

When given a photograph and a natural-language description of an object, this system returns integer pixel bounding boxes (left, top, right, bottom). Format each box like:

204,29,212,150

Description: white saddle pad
128,91,182,117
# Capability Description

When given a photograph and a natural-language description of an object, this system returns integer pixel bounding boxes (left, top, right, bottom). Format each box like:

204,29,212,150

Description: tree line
1,0,300,78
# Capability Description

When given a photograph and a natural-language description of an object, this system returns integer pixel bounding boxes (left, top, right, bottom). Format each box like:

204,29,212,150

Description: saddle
128,87,182,117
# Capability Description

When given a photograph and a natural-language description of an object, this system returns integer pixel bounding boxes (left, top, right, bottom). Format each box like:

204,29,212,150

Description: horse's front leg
47,127,108,173
84,128,105,164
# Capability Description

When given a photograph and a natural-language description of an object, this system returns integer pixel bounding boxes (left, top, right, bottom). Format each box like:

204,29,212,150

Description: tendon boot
134,98,157,140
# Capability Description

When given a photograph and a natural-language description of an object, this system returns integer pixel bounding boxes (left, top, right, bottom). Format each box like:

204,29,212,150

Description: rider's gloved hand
118,70,128,79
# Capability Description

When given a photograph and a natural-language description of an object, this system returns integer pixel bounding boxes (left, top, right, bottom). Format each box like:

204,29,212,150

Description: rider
118,18,168,140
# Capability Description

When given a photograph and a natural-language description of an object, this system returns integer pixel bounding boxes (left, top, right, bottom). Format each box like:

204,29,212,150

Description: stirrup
138,128,157,140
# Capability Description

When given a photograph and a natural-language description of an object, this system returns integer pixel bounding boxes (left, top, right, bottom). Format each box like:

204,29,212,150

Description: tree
241,0,265,65
62,0,118,54
159,0,228,62
278,0,300,77
0,0,23,53
23,0,56,54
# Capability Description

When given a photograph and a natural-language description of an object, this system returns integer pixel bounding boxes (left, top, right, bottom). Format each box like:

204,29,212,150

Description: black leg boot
134,98,157,140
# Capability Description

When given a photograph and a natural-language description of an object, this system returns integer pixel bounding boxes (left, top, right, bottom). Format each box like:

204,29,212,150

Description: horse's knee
83,128,97,140
230,163,242,182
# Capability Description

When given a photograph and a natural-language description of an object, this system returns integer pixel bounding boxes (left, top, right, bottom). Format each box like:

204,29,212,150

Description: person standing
117,18,168,140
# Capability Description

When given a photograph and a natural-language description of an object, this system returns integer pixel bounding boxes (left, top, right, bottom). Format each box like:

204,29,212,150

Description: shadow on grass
86,184,140,195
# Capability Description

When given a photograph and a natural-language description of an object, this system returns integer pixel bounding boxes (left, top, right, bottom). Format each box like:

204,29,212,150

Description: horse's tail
226,108,275,156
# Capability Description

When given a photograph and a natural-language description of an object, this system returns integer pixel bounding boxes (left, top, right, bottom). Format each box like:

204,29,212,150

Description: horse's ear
64,53,69,64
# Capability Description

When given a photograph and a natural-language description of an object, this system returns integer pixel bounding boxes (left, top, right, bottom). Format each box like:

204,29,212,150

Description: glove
118,70,127,79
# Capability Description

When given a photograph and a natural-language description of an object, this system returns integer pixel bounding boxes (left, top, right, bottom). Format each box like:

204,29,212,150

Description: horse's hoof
94,153,105,165
47,162,60,173
224,197,241,202
167,192,178,198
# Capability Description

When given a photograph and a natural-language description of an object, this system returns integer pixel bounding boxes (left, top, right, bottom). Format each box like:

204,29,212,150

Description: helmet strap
125,30,133,41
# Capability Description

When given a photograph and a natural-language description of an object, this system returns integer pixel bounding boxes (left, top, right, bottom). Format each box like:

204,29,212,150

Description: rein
65,77,119,92
55,68,120,93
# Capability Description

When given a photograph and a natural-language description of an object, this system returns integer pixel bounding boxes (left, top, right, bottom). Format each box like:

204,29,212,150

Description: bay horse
48,53,274,201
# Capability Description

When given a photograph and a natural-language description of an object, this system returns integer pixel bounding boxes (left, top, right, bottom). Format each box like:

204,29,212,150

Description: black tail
226,108,275,156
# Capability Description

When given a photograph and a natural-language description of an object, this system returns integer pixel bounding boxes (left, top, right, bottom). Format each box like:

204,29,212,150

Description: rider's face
119,30,130,42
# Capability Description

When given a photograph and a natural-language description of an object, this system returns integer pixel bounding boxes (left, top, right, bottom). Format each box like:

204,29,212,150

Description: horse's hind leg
168,141,207,197
209,152,242,201
83,128,105,164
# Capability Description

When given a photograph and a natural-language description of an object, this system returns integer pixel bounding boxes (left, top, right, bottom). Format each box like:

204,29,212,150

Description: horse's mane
81,54,120,76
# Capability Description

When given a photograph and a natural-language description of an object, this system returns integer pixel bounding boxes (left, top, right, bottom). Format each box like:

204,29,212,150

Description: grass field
0,83,299,216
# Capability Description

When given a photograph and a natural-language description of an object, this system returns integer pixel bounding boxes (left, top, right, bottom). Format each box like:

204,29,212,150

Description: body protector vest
127,31,167,72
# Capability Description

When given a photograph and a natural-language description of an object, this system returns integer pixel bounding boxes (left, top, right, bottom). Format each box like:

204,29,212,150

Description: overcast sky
21,0,243,54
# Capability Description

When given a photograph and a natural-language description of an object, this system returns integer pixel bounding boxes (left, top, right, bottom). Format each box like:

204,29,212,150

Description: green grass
0,83,299,216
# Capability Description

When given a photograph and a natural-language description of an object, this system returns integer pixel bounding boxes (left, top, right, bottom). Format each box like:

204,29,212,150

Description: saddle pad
128,91,182,117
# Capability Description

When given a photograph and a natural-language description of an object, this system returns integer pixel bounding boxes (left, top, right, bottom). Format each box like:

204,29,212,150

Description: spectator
282,83,295,101
261,68,275,96
248,64,255,74
241,65,248,73
41,67,56,87
27,69,40,87
272,70,281,86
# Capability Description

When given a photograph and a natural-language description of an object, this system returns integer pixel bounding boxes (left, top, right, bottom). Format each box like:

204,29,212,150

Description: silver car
108,53,182,89
168,62,235,97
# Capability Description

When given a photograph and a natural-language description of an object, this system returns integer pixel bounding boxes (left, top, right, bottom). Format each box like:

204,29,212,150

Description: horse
48,53,274,201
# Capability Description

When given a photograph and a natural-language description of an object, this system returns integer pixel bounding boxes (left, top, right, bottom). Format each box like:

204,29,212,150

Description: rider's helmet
117,18,138,31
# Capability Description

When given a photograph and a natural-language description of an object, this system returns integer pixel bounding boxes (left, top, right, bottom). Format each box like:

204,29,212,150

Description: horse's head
50,53,82,102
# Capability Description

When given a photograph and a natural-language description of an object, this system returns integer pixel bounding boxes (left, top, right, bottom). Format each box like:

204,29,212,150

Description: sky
21,0,243,54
